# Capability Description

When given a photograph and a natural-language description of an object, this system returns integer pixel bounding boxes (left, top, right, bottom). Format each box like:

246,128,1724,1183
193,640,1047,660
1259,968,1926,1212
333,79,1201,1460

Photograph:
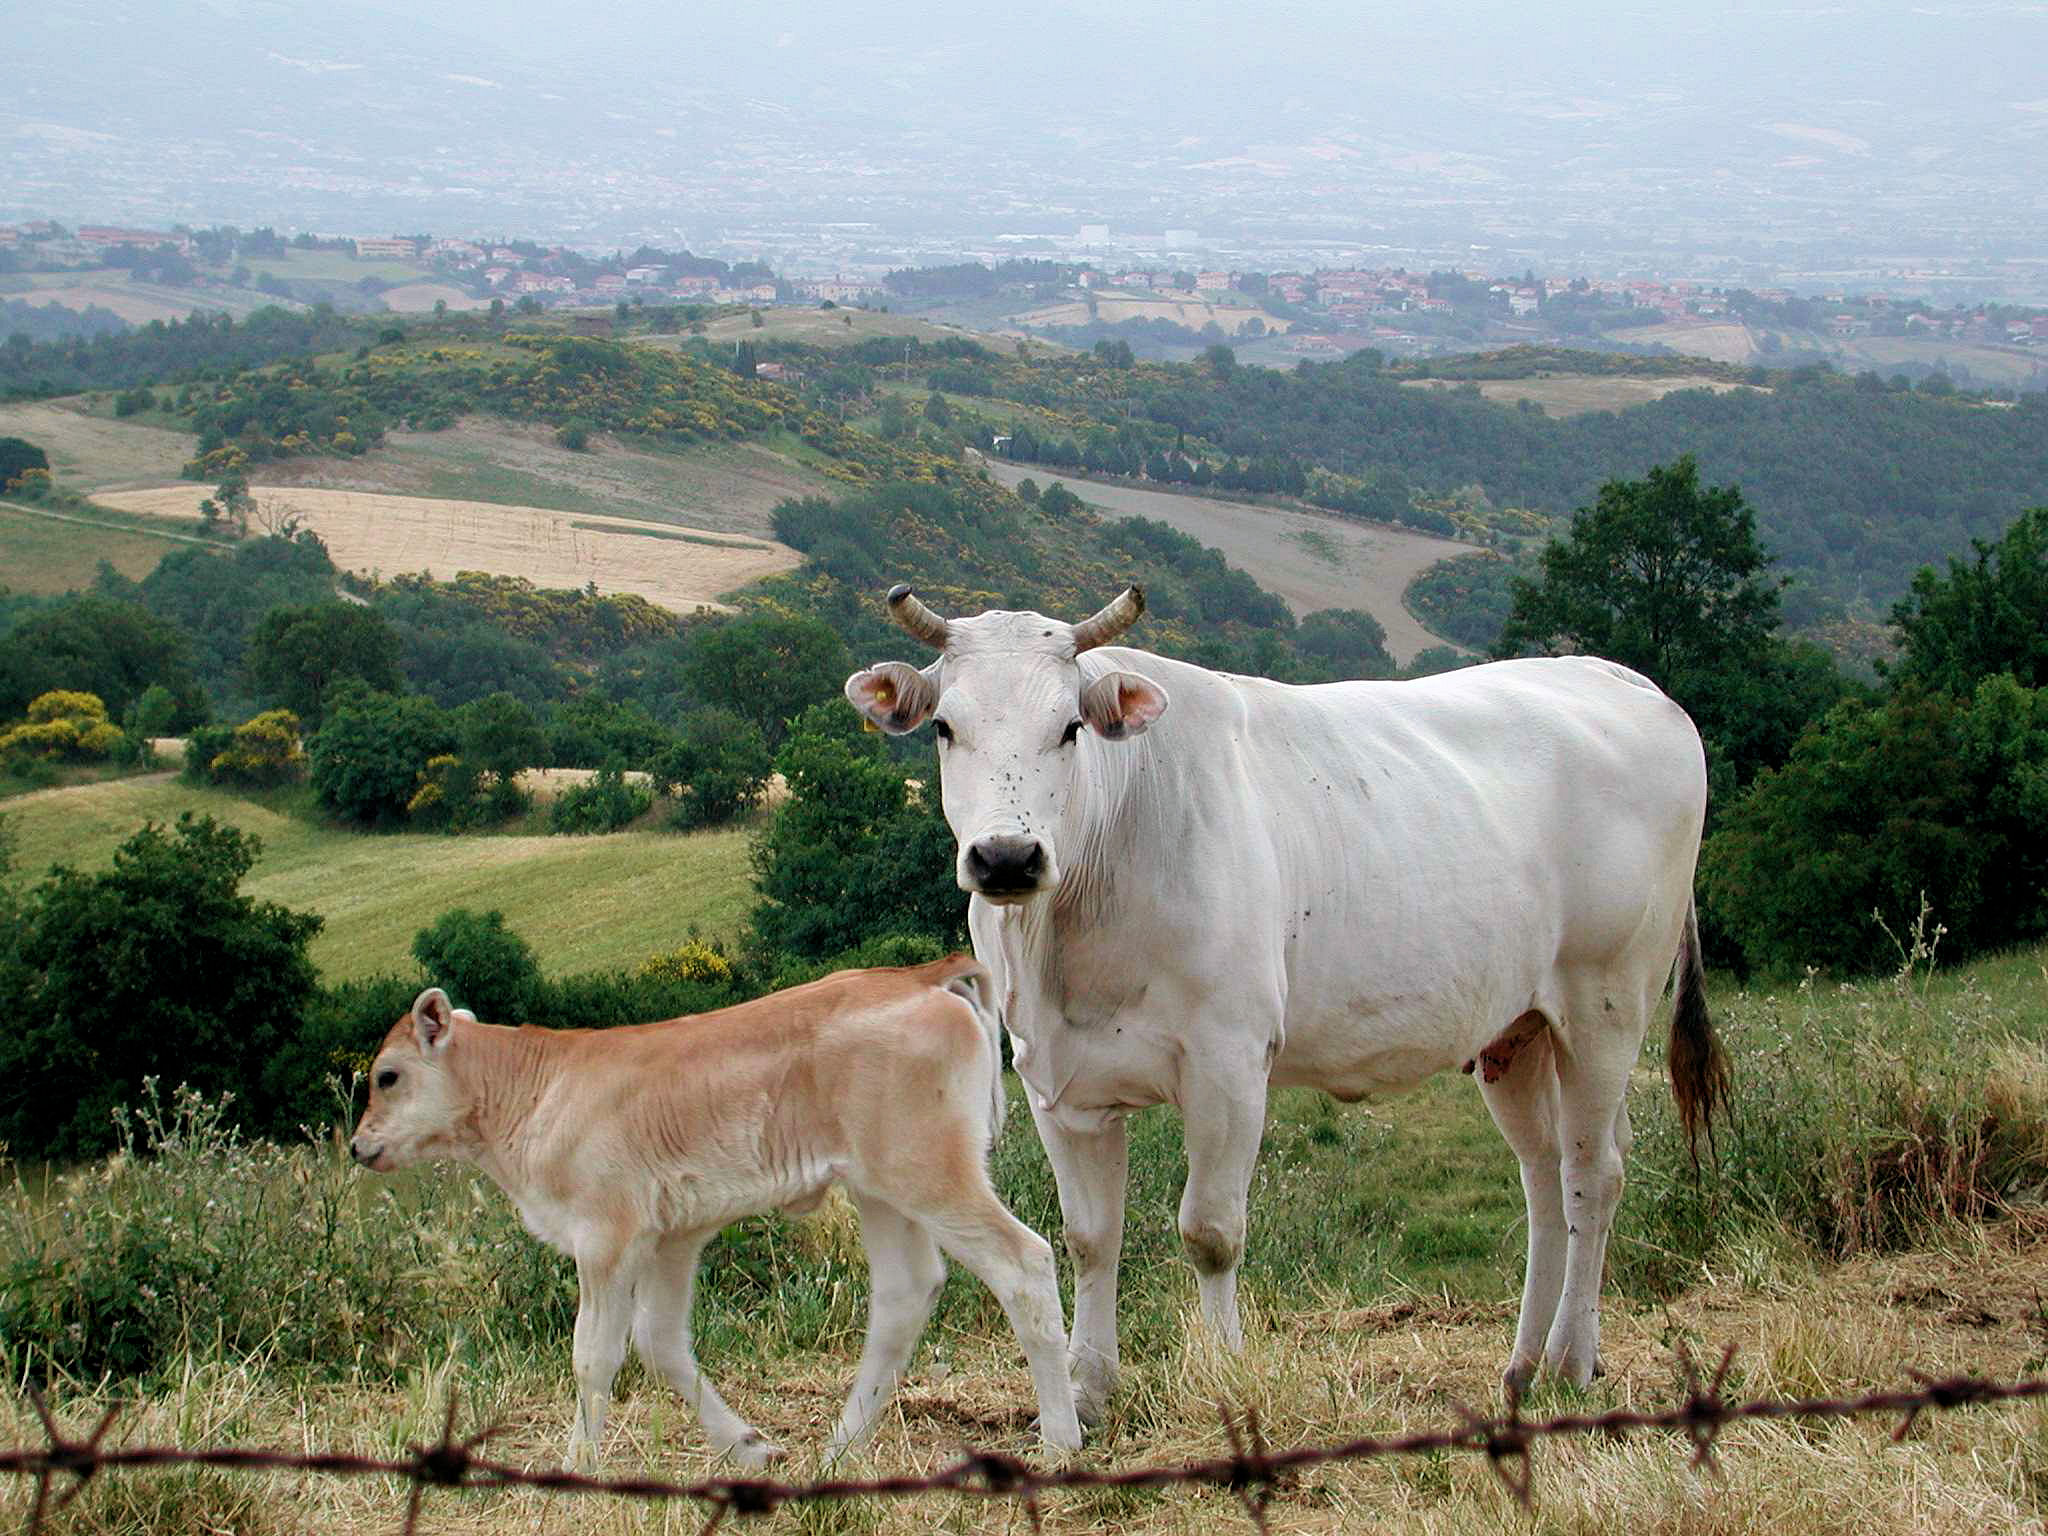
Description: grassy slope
0,502,212,592
1,777,753,983
9,945,2048,1533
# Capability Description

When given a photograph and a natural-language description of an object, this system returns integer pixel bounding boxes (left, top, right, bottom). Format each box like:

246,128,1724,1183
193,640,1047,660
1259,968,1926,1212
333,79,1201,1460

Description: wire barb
8,1350,2048,1534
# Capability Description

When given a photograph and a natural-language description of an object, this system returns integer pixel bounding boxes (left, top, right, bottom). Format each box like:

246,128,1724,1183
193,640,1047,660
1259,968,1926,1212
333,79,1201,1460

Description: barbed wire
6,1348,2046,1534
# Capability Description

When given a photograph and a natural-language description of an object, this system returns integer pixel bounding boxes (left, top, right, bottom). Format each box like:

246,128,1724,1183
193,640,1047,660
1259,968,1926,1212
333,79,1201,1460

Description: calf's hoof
727,1433,788,1471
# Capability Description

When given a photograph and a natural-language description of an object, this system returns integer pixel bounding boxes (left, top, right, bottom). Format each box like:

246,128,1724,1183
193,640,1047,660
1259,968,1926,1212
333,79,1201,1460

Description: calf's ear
1080,670,1169,740
411,987,457,1052
844,660,939,734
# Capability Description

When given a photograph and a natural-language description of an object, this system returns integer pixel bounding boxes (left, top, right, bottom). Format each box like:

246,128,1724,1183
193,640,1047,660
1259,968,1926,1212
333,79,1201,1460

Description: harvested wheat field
1403,374,1765,417
93,486,801,613
9,1219,2048,1535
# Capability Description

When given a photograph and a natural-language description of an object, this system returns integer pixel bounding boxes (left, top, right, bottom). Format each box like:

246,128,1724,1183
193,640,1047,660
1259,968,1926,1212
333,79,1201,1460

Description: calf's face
349,987,468,1171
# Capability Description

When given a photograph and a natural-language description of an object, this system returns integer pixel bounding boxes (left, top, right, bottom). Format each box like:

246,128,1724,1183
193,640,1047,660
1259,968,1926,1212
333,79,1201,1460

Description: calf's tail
938,958,1007,1147
1668,896,1730,1167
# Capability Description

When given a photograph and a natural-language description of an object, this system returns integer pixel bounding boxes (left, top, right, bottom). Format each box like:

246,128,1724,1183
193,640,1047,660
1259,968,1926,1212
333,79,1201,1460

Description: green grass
1,777,755,983
567,519,768,549
0,500,211,593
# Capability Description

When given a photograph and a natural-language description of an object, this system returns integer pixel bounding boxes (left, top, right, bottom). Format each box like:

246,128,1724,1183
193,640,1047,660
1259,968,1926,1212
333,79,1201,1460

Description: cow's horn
1072,585,1146,652
886,583,951,649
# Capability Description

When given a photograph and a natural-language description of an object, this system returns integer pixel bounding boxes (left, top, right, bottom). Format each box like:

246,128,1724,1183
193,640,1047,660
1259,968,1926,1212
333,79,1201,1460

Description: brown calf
350,955,1081,1468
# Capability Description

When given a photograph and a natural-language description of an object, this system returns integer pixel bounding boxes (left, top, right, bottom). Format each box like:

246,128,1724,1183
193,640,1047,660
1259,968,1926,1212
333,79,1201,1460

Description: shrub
410,908,542,1023
635,938,737,988
1701,677,2048,975
308,686,455,826
0,690,122,762
749,704,964,958
202,709,306,787
0,815,322,1157
547,763,652,834
654,708,774,830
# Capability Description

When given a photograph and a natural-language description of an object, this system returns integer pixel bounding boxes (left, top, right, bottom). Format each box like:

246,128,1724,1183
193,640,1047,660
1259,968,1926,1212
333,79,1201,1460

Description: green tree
0,595,208,725
653,707,773,830
1294,608,1392,678
246,602,403,726
0,436,48,488
0,815,322,1156
411,908,541,1022
1888,506,2048,694
1493,457,1838,804
682,611,850,748
1700,677,2048,976
308,685,455,826
749,705,962,959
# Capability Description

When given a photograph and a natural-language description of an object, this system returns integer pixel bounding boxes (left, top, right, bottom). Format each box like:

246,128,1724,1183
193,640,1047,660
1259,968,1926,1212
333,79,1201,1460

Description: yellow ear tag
862,717,883,733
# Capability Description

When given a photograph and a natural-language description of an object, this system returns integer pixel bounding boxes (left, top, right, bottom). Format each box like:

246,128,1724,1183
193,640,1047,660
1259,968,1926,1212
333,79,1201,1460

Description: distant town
4,216,2043,390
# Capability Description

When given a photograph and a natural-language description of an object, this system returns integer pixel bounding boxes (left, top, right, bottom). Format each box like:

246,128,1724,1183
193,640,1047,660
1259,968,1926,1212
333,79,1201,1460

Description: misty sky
7,0,2045,258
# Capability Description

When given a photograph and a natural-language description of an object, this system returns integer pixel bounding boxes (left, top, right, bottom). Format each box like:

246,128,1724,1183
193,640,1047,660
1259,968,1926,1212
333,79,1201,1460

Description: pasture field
0,273,287,324
979,460,1465,663
0,501,214,592
0,776,754,981
257,419,829,539
1012,295,1287,338
377,282,492,314
240,252,435,286
92,484,800,615
1401,373,1765,417
0,397,194,490
7,945,2048,1532
666,306,1023,352
1595,321,1758,365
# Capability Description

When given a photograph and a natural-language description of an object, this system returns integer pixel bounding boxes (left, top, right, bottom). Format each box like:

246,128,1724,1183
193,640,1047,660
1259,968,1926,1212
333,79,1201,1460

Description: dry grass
980,461,1464,663
1595,322,1758,366
1012,296,1286,338
1401,375,1764,418
0,399,193,491
255,421,827,540
378,283,493,314
92,486,801,615
10,1225,2048,1535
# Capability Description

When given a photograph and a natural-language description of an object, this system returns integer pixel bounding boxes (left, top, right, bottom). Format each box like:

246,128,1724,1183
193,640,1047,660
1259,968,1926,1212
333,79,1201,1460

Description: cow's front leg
1176,1058,1270,1351
1029,1098,1128,1426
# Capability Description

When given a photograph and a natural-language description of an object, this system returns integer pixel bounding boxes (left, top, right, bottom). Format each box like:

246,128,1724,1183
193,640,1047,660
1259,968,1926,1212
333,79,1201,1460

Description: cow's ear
411,987,457,1053
844,661,938,734
1080,670,1169,740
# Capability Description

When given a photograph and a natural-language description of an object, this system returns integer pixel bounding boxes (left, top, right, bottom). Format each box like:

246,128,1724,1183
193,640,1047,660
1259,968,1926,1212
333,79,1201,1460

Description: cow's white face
844,594,1167,902
349,988,471,1171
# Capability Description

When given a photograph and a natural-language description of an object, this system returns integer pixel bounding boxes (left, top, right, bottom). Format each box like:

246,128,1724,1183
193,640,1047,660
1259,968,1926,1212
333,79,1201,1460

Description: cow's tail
939,958,1007,1148
1668,896,1730,1168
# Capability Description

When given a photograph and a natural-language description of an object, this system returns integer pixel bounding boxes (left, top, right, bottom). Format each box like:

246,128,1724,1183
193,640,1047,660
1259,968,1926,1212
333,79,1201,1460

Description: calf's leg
921,1181,1083,1454
827,1194,947,1459
568,1245,638,1470
632,1229,786,1468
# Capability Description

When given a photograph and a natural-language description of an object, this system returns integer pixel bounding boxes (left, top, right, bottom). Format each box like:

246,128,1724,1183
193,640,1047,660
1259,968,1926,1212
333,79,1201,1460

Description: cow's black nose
967,836,1047,893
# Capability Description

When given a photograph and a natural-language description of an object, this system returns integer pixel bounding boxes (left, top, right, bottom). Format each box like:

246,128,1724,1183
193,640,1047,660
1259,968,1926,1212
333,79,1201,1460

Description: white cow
845,585,1726,1421
350,957,1082,1468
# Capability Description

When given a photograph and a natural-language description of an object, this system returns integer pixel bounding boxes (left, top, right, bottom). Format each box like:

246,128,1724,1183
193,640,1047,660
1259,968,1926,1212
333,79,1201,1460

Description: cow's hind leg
632,1229,786,1468
1475,1011,1564,1397
827,1194,946,1460
1541,975,1650,1387
919,1177,1082,1454
1030,1100,1128,1427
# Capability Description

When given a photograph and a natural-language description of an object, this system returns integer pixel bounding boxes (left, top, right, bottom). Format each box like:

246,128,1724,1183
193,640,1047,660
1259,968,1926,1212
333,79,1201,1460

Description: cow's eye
933,719,953,743
375,1069,399,1090
1060,719,1083,746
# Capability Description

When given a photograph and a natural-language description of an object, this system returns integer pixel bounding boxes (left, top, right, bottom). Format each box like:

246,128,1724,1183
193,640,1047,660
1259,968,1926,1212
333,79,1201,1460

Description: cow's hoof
1501,1359,1538,1400
729,1434,787,1470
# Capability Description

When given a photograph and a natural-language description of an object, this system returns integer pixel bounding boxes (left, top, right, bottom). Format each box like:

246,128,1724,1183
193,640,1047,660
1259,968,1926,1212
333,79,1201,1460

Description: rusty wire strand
5,1354,2046,1534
